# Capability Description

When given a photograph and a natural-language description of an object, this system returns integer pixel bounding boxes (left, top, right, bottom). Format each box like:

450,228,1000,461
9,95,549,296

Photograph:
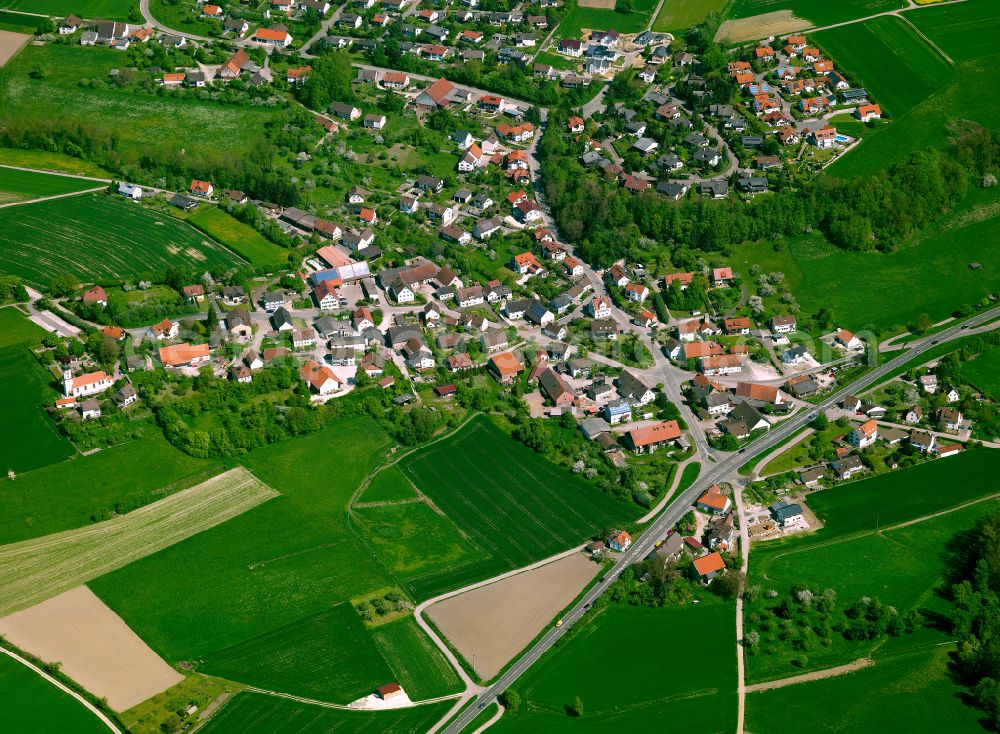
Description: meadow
1,44,280,169
0,147,112,178
186,207,290,271
746,645,987,733
727,186,1000,332
0,194,245,284
0,651,110,734
198,694,454,734
146,0,218,37
492,601,736,732
652,0,728,31
0,467,278,616
0,166,101,205
0,309,74,475
0,432,221,544
399,416,640,599
201,604,396,703
556,0,658,39
358,466,418,503
724,0,904,26
0,0,132,18
813,15,954,117
961,346,1000,399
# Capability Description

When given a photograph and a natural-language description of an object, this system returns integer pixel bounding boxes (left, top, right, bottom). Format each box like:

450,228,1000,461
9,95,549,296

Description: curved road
138,0,213,41
440,303,1000,734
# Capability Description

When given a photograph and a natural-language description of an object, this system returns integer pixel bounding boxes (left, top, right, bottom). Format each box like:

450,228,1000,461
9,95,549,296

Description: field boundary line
896,10,954,64
0,645,122,733
243,685,461,710
0,163,112,183
745,657,874,693
0,187,107,210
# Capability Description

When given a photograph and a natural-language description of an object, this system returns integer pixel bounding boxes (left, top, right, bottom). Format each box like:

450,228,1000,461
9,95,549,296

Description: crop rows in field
0,194,244,284
907,0,1000,63
0,467,278,616
0,167,100,205
371,617,463,700
725,0,905,26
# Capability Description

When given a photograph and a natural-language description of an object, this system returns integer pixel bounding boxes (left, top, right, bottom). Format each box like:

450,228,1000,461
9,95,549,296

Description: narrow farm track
0,163,112,183
0,468,278,617
0,187,105,210
745,657,874,693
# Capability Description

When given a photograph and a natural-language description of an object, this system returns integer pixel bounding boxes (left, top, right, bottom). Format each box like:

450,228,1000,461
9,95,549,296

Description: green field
961,346,1000,399
813,16,954,117
0,194,244,284
0,166,101,205
371,616,463,700
146,0,218,36
1,44,281,173
906,0,1000,63
0,309,73,474
746,645,987,733
0,8,40,31
556,0,658,39
202,604,396,703
187,207,290,271
0,0,132,18
358,467,418,503
0,651,110,734
0,467,277,617
727,187,1000,331
0,148,112,178
493,602,736,732
724,0,905,26
199,694,453,734
652,0,728,31
399,416,640,599
0,432,221,544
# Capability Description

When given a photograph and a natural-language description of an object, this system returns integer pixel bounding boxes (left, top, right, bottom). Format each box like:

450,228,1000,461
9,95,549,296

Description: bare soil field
425,553,600,680
0,467,278,616
0,586,183,711
715,10,810,42
578,0,616,8
0,30,30,67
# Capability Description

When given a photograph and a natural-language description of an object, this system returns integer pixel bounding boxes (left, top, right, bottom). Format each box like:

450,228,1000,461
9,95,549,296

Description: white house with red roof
63,369,114,397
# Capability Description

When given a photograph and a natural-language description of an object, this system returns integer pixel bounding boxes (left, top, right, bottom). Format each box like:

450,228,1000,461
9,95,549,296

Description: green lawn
652,0,728,31
0,0,132,18
0,166,102,205
746,645,987,733
358,467,418,503
724,0,905,26
760,423,843,476
198,694,453,734
0,148,112,178
961,346,1000,399
906,0,1000,63
0,652,111,734
726,187,1000,332
556,0,657,39
90,419,398,663
186,206,290,271
399,416,641,599
0,193,245,285
493,602,737,732
371,616,463,700
532,50,581,72
813,15,954,117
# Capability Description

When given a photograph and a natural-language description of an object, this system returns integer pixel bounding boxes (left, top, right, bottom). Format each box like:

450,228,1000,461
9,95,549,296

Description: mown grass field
746,645,986,733
0,166,101,205
906,0,1000,63
0,467,277,616
399,416,640,599
652,0,728,31
199,694,453,734
724,0,904,26
813,15,954,117
0,309,73,474
0,44,280,169
202,604,396,703
961,346,1000,399
90,420,397,662
371,616,463,700
0,651,110,734
0,194,245,284
493,602,736,732
358,466,418,503
727,186,1000,332
556,0,658,39
0,0,132,18
0,148,112,178
186,207,289,271
0,432,221,544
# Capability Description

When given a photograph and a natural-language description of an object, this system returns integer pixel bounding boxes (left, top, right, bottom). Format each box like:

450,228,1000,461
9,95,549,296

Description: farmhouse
692,552,725,583
300,360,341,395
625,421,681,454
488,352,524,384
696,487,731,515
159,343,211,367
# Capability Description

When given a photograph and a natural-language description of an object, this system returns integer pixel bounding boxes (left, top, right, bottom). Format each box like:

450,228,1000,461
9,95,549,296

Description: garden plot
0,586,183,711
0,467,278,616
425,552,600,680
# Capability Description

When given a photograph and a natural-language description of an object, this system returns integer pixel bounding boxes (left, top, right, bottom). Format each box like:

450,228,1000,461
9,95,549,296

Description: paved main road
440,303,1000,733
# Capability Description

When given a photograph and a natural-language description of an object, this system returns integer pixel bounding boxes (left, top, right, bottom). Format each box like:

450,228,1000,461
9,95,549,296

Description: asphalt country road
441,303,1000,733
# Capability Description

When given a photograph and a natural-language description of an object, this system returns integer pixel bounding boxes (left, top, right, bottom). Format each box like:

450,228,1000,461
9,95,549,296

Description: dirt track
426,553,599,680
0,586,183,711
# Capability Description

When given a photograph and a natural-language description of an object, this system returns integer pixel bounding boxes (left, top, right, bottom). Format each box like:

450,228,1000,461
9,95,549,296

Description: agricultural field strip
0,468,278,617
